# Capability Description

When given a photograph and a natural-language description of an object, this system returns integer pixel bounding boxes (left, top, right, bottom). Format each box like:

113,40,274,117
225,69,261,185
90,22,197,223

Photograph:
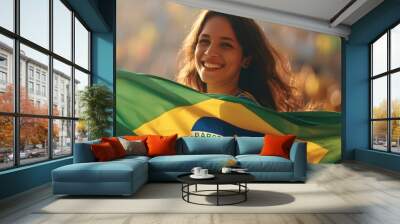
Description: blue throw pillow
179,137,235,155
236,137,264,155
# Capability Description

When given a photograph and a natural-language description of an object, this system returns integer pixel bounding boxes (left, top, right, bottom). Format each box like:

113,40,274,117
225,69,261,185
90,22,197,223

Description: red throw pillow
101,137,127,158
260,134,296,159
146,134,177,157
91,142,117,161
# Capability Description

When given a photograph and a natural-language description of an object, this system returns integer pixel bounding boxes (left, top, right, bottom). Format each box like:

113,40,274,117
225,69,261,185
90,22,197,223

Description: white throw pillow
118,137,147,156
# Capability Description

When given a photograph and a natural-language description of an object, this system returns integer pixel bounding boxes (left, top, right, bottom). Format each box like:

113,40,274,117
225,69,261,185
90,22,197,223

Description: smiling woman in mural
176,10,298,111
116,3,342,164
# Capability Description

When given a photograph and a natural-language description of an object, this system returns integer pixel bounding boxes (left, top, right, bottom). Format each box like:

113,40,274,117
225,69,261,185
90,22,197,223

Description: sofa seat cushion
53,159,147,183
236,155,293,172
117,155,150,163
149,154,235,172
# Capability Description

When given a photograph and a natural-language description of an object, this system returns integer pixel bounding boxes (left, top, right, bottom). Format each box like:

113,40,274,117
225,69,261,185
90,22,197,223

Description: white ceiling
173,0,384,38
227,0,352,22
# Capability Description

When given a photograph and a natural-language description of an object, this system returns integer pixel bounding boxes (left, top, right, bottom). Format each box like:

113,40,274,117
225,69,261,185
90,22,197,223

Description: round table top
177,172,255,185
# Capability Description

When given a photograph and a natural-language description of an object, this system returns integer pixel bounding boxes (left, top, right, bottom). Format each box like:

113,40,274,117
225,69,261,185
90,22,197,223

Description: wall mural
116,0,341,163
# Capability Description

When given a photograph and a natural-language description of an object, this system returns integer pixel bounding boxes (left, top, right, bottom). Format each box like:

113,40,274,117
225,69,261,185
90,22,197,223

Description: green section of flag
116,70,210,135
116,70,341,163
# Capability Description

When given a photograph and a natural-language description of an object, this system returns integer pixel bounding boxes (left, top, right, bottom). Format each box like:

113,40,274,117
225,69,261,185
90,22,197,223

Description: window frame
370,21,400,154
0,0,92,171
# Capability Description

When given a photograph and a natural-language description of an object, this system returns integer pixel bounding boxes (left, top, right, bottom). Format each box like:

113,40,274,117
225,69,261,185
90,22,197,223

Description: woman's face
194,16,247,89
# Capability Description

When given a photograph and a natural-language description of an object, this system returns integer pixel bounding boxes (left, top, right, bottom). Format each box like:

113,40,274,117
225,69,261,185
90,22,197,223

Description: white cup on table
191,167,202,176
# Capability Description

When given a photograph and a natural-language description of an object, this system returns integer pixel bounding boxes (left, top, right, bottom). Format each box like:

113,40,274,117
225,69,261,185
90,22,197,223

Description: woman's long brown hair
176,10,298,111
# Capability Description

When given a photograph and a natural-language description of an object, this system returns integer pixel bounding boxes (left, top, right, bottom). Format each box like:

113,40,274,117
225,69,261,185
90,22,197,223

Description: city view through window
0,0,90,170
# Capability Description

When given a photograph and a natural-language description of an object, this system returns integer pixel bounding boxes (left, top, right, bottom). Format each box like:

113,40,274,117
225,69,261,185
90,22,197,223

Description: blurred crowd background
117,0,341,112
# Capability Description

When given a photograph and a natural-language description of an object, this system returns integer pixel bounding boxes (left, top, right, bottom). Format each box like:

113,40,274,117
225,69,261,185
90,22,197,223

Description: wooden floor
1,162,400,224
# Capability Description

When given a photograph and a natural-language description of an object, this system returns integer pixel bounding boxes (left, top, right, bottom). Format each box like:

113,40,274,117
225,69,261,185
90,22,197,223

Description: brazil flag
116,70,341,164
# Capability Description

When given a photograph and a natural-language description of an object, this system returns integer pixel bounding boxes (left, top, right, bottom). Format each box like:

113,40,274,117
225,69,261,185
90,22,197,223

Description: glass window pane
372,121,388,151
20,0,49,49
20,44,49,115
0,0,14,31
75,120,88,143
53,119,72,158
75,17,89,70
53,0,72,60
0,34,14,112
372,33,387,76
53,59,72,117
392,24,400,70
391,120,400,153
20,117,49,165
372,77,387,119
74,69,89,118
391,72,400,118
0,116,14,170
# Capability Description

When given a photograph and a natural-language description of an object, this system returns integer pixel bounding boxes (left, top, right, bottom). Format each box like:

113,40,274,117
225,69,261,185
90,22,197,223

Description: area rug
37,183,361,214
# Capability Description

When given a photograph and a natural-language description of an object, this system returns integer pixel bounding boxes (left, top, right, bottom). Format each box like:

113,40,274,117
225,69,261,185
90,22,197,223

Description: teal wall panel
92,32,114,88
355,149,400,172
343,44,369,159
0,158,72,199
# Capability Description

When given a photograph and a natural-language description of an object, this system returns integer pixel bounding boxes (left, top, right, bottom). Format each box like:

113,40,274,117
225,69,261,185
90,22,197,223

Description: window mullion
370,45,373,149
49,0,53,160
387,29,392,152
13,0,20,167
388,30,391,152
71,10,76,154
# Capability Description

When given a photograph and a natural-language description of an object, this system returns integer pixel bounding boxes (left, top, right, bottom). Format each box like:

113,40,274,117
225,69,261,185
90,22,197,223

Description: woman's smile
203,62,224,69
201,60,226,73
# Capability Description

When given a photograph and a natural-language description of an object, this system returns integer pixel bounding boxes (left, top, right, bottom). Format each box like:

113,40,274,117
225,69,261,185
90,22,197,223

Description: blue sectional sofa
52,137,307,196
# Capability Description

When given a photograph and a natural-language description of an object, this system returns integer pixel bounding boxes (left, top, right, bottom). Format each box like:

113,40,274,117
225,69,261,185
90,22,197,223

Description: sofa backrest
73,139,100,163
235,136,264,155
177,137,235,155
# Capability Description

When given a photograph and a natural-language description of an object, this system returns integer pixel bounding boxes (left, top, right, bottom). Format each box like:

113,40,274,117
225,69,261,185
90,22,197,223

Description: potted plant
79,84,113,140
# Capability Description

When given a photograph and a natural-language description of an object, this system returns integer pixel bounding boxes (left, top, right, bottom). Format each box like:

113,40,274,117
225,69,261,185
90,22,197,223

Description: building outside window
28,81,34,94
35,83,40,95
0,71,6,84
0,71,7,93
41,73,46,83
28,67,34,80
54,89,58,103
35,70,40,81
0,54,7,67
41,85,46,97
0,54,7,90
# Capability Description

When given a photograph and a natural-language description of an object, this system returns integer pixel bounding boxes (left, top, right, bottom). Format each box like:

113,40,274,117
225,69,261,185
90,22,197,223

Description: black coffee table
177,173,255,206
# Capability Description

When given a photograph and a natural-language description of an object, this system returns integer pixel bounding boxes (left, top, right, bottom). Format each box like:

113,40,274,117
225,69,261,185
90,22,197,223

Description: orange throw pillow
91,142,117,161
146,134,177,157
260,134,296,159
101,137,127,158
